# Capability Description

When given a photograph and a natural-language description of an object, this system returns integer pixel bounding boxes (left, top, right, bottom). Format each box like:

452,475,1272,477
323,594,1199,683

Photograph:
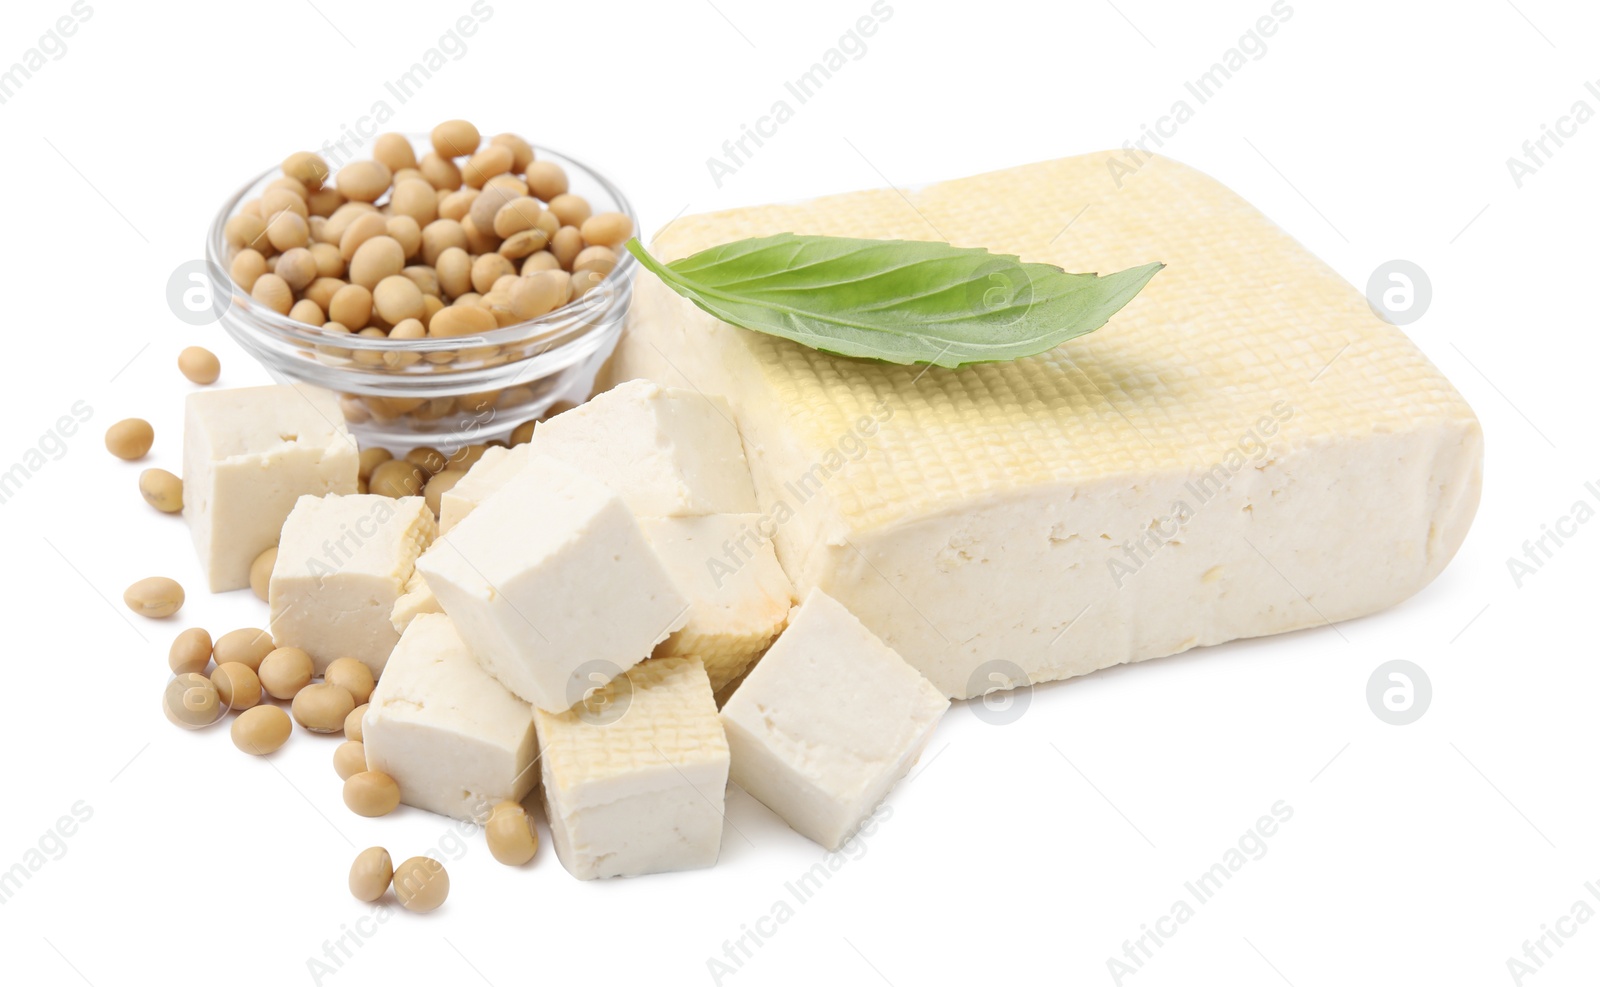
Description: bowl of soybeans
205,120,638,449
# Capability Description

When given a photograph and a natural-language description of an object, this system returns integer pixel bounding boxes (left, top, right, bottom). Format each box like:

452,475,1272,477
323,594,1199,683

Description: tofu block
363,613,537,821
415,456,689,711
268,494,436,674
438,444,529,535
606,153,1484,698
637,515,793,692
720,589,948,850
526,379,757,516
536,656,728,879
182,384,359,591
388,569,442,635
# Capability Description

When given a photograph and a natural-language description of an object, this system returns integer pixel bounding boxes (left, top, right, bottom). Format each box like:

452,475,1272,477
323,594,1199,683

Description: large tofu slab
363,613,537,822
183,384,359,591
637,514,793,692
720,589,948,850
536,656,728,880
606,153,1484,698
526,379,757,517
268,494,436,674
415,456,689,711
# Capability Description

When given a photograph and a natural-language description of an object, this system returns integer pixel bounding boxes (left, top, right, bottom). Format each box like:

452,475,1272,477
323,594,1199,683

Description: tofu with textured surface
720,589,948,850
536,656,728,879
605,153,1484,698
183,384,358,591
525,379,757,517
638,514,793,692
269,493,436,674
415,456,689,712
363,613,537,822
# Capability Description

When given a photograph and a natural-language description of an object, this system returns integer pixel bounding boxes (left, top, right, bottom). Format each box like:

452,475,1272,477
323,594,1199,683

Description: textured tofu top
632,154,1480,531
535,657,727,791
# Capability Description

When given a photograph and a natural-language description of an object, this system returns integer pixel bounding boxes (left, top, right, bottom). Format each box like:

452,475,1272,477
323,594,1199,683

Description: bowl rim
204,138,639,355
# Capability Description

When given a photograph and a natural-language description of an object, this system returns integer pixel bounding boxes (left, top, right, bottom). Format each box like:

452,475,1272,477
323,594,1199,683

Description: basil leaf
624,233,1162,368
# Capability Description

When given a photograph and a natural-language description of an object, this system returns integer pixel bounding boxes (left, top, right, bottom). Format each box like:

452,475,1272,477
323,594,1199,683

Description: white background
0,0,1596,984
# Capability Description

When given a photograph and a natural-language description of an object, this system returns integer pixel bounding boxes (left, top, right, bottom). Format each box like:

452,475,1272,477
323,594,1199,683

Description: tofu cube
536,656,729,879
363,613,537,822
268,494,436,674
183,384,359,591
528,379,757,516
638,515,793,692
415,456,689,712
720,589,949,850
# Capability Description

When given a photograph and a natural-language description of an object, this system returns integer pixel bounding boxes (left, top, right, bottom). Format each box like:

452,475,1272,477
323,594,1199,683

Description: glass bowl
204,139,637,451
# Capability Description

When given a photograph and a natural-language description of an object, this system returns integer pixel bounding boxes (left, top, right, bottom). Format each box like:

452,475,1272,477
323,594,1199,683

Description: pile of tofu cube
182,379,949,879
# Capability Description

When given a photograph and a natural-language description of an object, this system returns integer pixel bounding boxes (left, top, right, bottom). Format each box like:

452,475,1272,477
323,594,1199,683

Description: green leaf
624,234,1162,369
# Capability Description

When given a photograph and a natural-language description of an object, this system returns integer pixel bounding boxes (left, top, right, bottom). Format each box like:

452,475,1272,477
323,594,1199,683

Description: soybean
343,771,400,817
211,662,262,711
525,160,568,200
125,576,184,618
349,847,394,902
293,682,355,733
250,546,277,602
325,657,375,705
214,627,275,670
337,160,393,203
491,132,534,172
369,459,426,498
431,119,480,159
344,704,367,742
177,346,221,384
334,740,368,780
139,469,183,513
374,133,417,173
358,447,392,481
373,275,425,324
259,646,314,700
349,236,406,290
546,193,592,228
231,705,292,755
424,470,465,516
580,212,633,248
106,418,154,460
426,304,496,339
486,801,539,865
168,627,213,676
392,857,449,913
282,151,330,191
164,673,223,729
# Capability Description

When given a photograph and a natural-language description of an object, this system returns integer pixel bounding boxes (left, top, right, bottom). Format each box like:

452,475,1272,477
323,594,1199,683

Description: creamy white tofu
525,379,757,516
606,153,1484,698
536,656,728,880
415,456,689,712
388,569,441,635
363,613,537,822
268,493,436,674
182,384,359,592
637,514,793,692
437,444,528,535
720,589,948,850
